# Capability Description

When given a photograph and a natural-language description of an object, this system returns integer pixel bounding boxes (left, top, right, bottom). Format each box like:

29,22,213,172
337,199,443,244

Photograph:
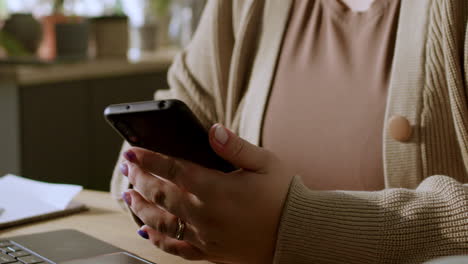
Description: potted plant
0,0,35,59
150,0,172,17
2,13,42,55
91,0,129,58
37,0,90,61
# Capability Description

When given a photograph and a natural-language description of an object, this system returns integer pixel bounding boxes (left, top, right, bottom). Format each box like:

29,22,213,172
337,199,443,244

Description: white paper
0,174,83,224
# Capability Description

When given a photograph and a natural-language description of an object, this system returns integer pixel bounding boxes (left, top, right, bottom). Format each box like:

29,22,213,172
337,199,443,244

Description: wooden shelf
0,46,179,86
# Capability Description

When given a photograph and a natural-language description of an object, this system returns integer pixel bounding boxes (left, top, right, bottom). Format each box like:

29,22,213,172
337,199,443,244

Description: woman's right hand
121,124,294,263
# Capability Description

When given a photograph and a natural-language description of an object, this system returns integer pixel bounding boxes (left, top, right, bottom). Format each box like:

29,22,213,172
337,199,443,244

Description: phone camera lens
126,105,130,110
158,101,166,109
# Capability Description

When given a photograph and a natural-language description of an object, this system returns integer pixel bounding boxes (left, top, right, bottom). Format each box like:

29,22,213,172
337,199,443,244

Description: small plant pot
2,13,42,53
37,14,67,60
92,16,129,59
55,20,90,60
38,15,90,61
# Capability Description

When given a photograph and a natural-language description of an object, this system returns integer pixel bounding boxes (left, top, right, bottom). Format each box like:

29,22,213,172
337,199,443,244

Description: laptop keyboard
0,241,52,264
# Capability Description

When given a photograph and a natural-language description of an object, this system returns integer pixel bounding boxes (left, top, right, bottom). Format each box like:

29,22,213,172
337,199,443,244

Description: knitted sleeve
273,175,468,264
273,2,468,262
164,0,238,129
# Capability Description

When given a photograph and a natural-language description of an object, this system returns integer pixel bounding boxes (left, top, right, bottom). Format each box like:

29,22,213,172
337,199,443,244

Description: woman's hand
120,124,293,264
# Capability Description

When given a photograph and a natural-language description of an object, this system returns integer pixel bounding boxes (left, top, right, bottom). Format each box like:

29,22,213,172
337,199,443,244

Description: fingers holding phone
120,125,293,264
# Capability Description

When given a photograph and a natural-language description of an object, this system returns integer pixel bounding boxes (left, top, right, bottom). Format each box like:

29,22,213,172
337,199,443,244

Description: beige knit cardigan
111,0,468,263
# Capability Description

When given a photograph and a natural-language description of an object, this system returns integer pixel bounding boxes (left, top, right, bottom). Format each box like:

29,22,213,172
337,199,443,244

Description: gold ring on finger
175,218,186,241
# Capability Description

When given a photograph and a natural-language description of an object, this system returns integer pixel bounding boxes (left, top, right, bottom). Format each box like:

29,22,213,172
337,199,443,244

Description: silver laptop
1,229,156,264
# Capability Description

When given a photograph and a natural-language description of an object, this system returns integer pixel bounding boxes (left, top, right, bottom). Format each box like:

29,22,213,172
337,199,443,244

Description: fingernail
214,124,229,145
124,150,137,162
122,192,132,207
138,229,149,240
119,163,128,176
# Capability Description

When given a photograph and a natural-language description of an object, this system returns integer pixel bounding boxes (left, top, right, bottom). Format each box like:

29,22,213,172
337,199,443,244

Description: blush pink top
262,0,401,191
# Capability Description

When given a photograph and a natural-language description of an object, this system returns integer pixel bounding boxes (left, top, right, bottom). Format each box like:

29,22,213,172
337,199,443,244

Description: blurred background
0,0,206,191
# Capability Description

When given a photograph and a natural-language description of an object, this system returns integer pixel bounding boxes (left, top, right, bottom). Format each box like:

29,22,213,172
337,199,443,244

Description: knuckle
232,137,245,159
151,236,161,247
130,166,146,188
184,193,201,214
151,187,166,206
140,151,152,167
167,158,181,180
160,186,177,213
165,202,177,216
136,176,159,203
181,162,196,180
156,219,167,234
130,197,144,216
143,211,161,232
168,215,179,237
127,165,138,184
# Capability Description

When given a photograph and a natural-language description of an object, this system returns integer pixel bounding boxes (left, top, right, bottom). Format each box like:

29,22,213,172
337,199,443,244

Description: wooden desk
0,190,209,264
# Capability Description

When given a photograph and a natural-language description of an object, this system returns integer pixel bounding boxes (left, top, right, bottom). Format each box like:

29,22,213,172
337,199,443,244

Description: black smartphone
104,99,236,173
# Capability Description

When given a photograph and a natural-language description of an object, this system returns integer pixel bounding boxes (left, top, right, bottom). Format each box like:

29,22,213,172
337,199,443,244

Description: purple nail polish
124,151,137,162
122,192,132,207
119,163,128,176
138,229,149,240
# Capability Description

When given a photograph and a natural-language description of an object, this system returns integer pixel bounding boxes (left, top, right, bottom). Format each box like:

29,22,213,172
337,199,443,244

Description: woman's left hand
120,124,293,264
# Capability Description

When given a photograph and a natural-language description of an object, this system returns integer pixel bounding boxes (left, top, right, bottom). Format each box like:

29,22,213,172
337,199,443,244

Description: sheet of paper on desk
0,174,84,228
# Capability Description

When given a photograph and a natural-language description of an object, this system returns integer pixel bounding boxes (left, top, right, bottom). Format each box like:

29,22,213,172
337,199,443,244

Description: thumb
209,124,271,172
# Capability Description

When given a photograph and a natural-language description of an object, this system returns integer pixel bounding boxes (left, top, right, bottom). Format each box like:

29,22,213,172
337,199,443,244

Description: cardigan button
389,115,412,142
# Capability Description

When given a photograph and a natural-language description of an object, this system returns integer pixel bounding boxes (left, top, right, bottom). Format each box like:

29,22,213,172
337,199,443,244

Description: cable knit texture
274,176,468,263
111,0,468,262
